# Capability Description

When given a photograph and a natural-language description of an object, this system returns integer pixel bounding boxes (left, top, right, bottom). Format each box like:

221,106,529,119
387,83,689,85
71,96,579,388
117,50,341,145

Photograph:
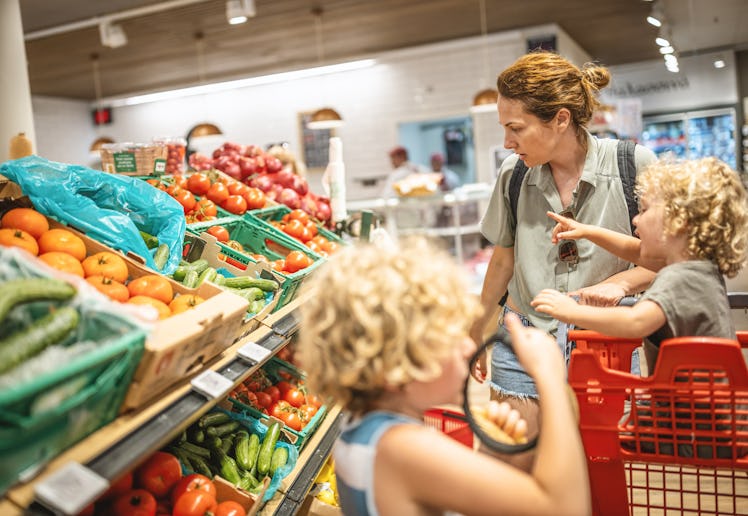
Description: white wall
31,23,586,200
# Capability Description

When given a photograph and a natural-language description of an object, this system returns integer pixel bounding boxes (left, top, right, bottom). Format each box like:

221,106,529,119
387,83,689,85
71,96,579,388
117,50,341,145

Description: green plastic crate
228,357,327,450
0,246,146,494
187,217,324,309
246,204,346,259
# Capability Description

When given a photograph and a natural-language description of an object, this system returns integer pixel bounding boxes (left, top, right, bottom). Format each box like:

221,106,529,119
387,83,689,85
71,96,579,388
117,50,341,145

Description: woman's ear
555,108,571,131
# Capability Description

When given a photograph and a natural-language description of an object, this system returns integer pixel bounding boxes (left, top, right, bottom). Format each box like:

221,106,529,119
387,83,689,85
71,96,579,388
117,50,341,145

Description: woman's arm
532,289,666,338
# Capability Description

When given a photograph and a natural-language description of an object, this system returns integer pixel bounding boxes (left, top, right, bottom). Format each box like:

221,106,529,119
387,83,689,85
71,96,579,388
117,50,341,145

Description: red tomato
206,182,229,204
269,400,291,419
284,388,305,408
255,391,273,408
101,471,134,501
243,188,266,210
275,381,293,396
196,198,218,218
300,403,318,420
228,181,250,197
215,500,247,516
306,394,323,409
174,189,197,214
111,489,157,516
135,451,182,498
222,194,247,215
283,219,305,240
287,209,310,225
187,173,211,196
172,490,217,516
263,385,280,403
170,474,217,506
280,410,303,431
283,251,311,274
206,225,230,243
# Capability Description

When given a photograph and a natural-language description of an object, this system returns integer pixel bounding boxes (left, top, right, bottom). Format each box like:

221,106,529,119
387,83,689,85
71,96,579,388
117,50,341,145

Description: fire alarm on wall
92,107,112,125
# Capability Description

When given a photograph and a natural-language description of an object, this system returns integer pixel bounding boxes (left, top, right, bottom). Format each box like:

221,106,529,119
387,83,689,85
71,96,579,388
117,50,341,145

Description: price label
191,369,233,399
237,341,271,365
35,462,109,515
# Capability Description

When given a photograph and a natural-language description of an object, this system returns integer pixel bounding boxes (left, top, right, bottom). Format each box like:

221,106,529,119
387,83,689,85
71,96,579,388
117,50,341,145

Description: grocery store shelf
398,223,482,238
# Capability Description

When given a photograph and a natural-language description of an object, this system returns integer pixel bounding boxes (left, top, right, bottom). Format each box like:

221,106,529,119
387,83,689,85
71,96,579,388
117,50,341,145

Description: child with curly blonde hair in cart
532,157,748,372
297,237,589,516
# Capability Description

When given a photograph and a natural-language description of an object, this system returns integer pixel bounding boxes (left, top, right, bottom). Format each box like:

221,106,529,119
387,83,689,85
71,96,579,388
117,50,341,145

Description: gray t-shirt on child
639,260,735,367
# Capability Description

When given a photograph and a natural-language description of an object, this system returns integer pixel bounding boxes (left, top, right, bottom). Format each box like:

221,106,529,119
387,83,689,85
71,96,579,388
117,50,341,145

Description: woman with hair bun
470,51,657,469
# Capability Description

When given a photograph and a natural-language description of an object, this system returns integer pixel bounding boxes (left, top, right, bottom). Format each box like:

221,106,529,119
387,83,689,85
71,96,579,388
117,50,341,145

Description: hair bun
581,64,611,90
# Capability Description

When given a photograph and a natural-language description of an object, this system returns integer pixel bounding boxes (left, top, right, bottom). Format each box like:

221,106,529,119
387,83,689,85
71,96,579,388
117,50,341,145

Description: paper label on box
113,152,137,172
237,341,271,365
153,158,166,174
35,462,109,515
191,369,234,399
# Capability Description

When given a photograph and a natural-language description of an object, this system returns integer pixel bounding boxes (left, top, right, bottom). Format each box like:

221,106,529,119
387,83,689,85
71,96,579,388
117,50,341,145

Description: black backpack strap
508,158,529,227
617,139,638,234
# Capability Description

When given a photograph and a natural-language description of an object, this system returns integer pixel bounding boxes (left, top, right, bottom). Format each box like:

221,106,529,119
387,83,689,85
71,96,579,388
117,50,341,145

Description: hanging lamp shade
89,136,114,153
307,107,344,130
470,88,499,113
189,123,223,138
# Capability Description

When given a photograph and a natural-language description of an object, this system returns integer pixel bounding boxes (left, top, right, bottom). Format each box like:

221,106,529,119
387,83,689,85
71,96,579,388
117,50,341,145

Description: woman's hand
530,289,580,322
470,349,488,383
547,211,588,244
570,282,626,307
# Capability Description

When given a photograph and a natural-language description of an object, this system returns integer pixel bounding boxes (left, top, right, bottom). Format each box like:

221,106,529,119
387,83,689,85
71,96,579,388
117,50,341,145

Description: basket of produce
99,142,168,176
228,357,326,450
187,217,323,309
0,246,146,494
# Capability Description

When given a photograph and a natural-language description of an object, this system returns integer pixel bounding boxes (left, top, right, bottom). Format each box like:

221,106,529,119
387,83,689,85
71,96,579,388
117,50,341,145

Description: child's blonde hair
636,157,748,277
297,237,481,415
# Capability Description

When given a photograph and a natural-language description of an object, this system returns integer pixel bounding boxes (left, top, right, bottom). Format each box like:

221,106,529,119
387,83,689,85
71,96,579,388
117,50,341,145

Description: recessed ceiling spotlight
714,59,726,69
226,0,256,25
99,21,127,48
647,1,665,27
655,37,670,47
659,46,675,54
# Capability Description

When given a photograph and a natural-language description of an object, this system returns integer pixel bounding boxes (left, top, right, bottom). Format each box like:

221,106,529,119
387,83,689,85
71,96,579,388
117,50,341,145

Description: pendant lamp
308,7,344,130
469,0,499,114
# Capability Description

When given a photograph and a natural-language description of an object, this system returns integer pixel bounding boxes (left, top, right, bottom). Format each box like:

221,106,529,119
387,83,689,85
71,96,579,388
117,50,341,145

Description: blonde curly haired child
532,157,748,372
298,237,589,516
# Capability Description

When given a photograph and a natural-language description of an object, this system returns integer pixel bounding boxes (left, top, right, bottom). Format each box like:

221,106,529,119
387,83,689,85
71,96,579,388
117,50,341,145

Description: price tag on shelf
35,462,109,515
191,369,233,400
237,341,271,365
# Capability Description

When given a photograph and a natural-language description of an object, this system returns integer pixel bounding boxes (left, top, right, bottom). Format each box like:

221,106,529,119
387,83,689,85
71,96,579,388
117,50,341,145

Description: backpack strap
508,157,529,227
616,139,638,234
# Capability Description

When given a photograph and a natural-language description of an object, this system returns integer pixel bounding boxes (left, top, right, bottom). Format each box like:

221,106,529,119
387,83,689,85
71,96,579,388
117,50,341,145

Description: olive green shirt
480,133,657,333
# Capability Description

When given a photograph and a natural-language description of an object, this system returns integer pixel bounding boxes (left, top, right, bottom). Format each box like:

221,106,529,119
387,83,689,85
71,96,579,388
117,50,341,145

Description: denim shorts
489,305,540,400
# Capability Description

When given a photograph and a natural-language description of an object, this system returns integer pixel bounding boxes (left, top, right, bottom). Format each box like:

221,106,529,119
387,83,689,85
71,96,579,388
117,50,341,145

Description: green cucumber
248,299,266,314
196,267,217,286
213,273,225,286
269,446,289,475
221,276,279,291
188,455,215,478
220,434,234,454
153,243,170,271
188,427,205,444
199,411,231,428
0,278,76,324
0,306,79,374
182,269,199,288
211,447,242,485
257,422,281,476
235,431,257,470
225,287,265,301
173,259,210,281
179,441,211,459
206,420,240,438
140,230,159,249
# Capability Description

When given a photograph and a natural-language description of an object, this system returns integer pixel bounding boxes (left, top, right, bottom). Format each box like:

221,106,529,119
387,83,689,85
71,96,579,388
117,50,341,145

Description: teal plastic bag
0,156,185,274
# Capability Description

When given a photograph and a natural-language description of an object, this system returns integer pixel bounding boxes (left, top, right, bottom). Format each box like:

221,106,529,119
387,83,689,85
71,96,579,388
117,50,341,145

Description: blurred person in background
380,146,428,199
430,152,461,192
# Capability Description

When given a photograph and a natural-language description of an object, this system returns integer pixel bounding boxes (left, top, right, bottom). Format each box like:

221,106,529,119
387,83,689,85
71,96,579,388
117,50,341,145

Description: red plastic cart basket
423,408,473,448
569,334,748,516
569,329,642,372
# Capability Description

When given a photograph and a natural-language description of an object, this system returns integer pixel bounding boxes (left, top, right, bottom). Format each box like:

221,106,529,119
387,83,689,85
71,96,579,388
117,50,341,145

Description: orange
0,207,49,239
38,228,87,261
38,251,85,277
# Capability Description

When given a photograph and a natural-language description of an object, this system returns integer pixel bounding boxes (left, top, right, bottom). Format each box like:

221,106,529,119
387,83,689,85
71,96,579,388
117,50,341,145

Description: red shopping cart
423,407,473,448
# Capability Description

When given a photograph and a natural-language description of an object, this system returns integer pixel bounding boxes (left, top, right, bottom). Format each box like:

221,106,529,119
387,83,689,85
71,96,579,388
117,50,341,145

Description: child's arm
531,288,666,338
547,211,666,272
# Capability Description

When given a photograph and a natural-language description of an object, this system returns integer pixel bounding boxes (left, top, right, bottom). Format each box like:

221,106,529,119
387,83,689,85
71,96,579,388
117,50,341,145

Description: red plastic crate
568,329,642,372
423,408,473,448
569,335,748,516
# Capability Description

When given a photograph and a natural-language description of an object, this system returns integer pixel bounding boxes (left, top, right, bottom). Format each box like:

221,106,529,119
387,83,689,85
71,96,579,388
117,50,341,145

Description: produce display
250,206,344,258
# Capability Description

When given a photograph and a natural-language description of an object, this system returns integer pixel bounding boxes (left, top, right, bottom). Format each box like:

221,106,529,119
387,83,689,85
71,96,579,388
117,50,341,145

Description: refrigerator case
641,107,737,169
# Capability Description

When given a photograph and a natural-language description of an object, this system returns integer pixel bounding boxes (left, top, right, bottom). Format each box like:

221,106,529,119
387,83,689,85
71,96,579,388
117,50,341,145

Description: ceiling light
664,54,677,64
99,21,127,48
307,108,344,130
647,1,665,27
226,0,255,25
189,123,223,138
646,15,662,27
655,37,670,47
714,59,726,69
659,46,674,54
470,88,498,113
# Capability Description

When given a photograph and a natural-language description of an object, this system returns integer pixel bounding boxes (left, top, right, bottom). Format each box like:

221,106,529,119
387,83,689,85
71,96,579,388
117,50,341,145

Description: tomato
166,183,182,196
222,195,247,215
38,251,84,277
255,391,272,408
101,472,134,501
0,228,38,255
37,228,87,261
284,388,305,408
128,274,174,304
81,251,128,283
0,207,49,239
206,182,229,204
227,181,250,197
305,221,318,238
135,451,182,498
283,219,305,240
243,188,266,210
187,173,211,196
111,489,157,516
280,410,303,431
306,393,323,409
206,225,230,243
146,178,164,189
311,235,329,247
287,209,310,225
169,294,205,314
215,500,247,516
172,490,217,516
86,275,130,302
174,189,197,214
270,259,285,272
170,474,217,507
173,175,188,189
283,251,311,274
128,295,172,319
275,381,293,396
263,385,280,403
323,241,340,254
269,400,291,419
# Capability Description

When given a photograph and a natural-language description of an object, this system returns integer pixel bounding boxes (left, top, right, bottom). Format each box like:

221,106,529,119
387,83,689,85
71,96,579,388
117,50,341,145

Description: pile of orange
0,207,204,319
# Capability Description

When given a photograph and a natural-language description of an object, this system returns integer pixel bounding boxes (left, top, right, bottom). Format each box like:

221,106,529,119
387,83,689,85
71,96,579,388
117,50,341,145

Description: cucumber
257,422,281,476
220,434,234,454
269,446,289,475
206,436,223,450
225,287,265,301
239,469,259,489
235,431,256,470
167,446,195,471
153,243,170,271
221,276,279,291
188,454,215,478
199,411,231,428
211,447,242,485
0,278,76,324
179,441,211,459
248,299,266,314
0,306,79,374
173,259,210,281
140,230,159,249
196,266,217,286
188,427,205,444
206,420,240,438
213,273,225,286
183,269,199,288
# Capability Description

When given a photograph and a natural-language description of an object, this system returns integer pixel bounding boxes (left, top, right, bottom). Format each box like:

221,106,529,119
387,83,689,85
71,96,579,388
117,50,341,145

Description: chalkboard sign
298,111,336,171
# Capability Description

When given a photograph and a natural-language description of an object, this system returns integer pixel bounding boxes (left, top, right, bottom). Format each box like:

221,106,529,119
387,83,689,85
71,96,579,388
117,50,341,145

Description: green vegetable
167,446,195,471
211,447,242,485
269,446,289,475
213,273,225,286
199,411,231,428
248,299,266,314
0,278,76,324
140,230,159,249
206,420,240,438
224,286,265,302
221,276,278,291
179,441,211,459
197,266,217,286
187,454,215,478
235,431,259,470
206,436,223,450
0,306,79,375
188,427,205,444
173,259,210,281
257,422,281,476
220,434,234,454
182,269,199,288
153,243,170,271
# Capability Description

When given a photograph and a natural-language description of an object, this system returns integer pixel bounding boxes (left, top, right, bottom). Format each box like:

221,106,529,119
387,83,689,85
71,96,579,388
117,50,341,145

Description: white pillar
0,0,36,160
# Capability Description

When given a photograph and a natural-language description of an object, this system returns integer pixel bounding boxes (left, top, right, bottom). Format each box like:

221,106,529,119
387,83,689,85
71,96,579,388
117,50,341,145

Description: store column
0,0,36,160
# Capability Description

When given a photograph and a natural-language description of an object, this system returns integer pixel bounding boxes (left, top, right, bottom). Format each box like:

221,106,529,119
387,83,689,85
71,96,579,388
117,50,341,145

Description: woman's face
498,96,557,168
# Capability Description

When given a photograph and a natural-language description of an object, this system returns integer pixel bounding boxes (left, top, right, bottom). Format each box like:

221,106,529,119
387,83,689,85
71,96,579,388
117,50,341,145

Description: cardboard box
299,495,343,516
214,475,268,516
0,175,23,200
